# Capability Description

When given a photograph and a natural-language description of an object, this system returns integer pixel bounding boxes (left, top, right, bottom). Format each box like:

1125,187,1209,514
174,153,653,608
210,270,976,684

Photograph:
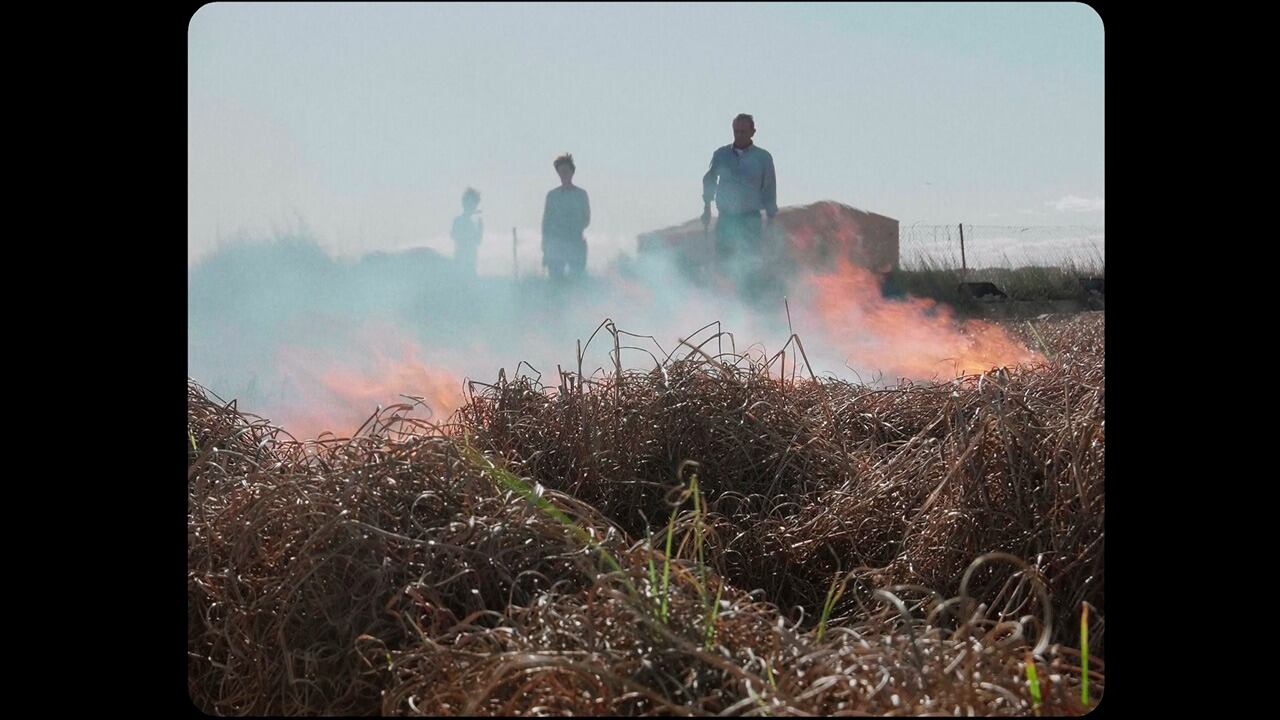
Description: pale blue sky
188,2,1103,268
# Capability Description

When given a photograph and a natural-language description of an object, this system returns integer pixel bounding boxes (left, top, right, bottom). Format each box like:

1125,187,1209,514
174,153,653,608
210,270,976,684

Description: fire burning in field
273,327,466,439
795,259,1042,379
190,205,1048,440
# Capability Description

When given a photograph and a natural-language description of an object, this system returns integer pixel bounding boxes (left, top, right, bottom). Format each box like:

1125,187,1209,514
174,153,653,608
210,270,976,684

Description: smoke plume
188,223,1039,438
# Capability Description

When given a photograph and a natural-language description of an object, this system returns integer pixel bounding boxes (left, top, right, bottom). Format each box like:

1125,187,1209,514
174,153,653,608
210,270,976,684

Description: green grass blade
1025,320,1055,361
646,533,658,611
816,571,845,643
462,440,630,585
1025,651,1042,716
704,581,723,650
1081,604,1090,707
660,504,677,623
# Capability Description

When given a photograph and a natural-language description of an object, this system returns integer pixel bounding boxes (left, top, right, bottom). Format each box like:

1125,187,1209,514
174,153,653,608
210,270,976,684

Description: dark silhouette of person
541,154,590,281
451,187,483,276
701,114,778,297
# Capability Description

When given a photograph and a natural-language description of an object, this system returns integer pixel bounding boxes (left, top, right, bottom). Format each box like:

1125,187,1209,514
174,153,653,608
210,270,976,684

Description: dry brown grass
188,313,1103,715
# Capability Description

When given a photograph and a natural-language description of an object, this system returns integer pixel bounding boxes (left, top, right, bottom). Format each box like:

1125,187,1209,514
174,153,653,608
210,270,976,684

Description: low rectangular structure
637,200,899,274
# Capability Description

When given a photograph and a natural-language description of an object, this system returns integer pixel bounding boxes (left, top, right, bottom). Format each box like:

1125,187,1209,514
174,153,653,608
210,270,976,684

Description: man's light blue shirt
702,143,778,217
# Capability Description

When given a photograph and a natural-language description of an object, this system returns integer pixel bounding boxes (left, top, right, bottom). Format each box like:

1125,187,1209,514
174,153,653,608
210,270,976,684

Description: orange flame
796,259,1042,379
272,326,466,439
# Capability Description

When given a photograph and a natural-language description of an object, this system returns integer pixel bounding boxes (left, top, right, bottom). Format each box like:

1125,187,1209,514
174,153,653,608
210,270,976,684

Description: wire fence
899,224,1104,271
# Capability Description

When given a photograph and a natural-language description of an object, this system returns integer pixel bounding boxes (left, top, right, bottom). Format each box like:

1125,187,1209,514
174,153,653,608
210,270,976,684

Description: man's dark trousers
714,211,778,302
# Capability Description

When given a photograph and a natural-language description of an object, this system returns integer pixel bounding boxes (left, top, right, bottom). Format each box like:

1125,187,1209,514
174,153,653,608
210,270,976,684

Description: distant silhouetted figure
701,113,779,300
541,154,590,281
451,187,483,276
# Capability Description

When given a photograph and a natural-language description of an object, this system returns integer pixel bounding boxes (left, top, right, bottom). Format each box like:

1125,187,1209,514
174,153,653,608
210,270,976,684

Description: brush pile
189,313,1104,715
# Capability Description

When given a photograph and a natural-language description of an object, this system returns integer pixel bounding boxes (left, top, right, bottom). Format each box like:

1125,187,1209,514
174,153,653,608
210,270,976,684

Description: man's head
732,114,755,148
554,153,576,184
461,187,480,212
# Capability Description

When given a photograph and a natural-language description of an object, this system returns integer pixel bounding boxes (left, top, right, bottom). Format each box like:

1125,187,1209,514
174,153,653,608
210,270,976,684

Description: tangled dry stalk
189,312,1103,715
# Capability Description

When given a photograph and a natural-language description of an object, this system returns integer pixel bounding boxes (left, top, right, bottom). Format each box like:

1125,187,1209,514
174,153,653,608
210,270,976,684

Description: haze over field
188,3,1101,436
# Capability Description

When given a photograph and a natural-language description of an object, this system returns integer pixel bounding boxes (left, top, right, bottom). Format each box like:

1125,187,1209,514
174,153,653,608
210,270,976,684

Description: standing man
542,153,591,282
701,113,778,286
450,187,483,277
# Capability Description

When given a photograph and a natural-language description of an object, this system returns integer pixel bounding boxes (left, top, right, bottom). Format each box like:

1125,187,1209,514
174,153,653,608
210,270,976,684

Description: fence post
959,223,966,280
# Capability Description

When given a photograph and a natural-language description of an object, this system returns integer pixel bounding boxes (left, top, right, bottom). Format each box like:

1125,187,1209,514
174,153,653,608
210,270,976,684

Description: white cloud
1046,195,1105,213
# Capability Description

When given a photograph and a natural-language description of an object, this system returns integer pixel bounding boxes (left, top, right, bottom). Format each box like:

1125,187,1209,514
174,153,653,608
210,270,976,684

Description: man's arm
541,193,553,252
702,151,721,205
762,153,778,222
582,190,590,230
702,150,719,226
